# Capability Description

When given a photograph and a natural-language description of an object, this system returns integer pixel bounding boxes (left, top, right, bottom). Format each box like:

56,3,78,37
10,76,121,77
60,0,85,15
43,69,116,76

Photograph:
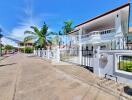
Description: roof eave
75,2,130,28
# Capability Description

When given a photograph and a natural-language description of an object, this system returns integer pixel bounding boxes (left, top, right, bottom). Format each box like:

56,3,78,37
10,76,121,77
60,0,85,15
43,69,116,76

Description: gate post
42,48,44,58
38,48,40,57
79,45,82,65
33,48,36,55
47,47,50,59
79,28,83,65
56,46,60,62
93,46,100,76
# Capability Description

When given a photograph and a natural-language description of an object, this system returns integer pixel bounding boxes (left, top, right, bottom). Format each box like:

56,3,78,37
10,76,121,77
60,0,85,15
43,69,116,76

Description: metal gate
81,46,94,72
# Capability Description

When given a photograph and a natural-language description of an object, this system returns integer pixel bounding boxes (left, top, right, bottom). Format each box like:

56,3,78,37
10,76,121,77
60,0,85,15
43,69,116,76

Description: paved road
0,53,120,100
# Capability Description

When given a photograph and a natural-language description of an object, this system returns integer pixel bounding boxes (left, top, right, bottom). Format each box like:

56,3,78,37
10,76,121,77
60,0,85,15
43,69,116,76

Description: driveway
0,53,120,100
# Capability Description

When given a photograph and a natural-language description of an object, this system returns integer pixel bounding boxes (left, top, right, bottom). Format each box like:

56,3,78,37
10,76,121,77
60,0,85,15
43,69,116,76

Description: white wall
94,54,114,78
94,50,132,85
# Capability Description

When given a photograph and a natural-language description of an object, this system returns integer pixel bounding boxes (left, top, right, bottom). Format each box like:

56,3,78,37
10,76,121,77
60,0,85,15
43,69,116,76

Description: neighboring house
127,27,132,48
129,27,132,33
18,40,34,49
67,3,130,52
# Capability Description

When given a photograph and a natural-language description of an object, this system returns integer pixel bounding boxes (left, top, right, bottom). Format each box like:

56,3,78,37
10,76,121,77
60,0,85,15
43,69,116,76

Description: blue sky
0,0,131,46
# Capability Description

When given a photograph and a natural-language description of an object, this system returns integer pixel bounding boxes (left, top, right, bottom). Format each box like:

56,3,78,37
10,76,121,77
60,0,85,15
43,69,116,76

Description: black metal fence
110,36,132,50
81,47,94,72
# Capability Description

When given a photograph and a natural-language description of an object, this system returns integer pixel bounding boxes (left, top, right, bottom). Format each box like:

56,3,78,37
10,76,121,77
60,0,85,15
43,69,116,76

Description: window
118,55,132,73
100,45,106,50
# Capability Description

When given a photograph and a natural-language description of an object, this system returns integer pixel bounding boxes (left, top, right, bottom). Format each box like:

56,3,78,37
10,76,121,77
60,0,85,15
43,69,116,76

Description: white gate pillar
33,48,36,55
56,47,60,62
47,47,50,59
93,46,101,76
38,48,40,57
42,48,44,58
79,28,83,65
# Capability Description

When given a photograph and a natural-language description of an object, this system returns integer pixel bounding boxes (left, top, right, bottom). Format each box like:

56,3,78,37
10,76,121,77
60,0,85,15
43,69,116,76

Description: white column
33,48,36,55
93,46,100,76
79,28,83,65
56,46,60,62
47,47,50,59
115,13,123,50
38,48,40,57
42,48,44,58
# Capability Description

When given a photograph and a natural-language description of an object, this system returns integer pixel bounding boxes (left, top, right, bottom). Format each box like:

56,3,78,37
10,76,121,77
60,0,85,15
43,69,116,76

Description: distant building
129,27,132,33
18,40,34,49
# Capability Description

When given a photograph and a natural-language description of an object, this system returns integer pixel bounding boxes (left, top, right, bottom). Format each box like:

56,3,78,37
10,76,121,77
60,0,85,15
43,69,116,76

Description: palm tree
24,22,54,49
62,20,73,50
62,20,73,35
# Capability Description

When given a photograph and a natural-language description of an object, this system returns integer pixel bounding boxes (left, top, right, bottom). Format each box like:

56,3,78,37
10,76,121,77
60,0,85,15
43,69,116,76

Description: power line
3,36,22,43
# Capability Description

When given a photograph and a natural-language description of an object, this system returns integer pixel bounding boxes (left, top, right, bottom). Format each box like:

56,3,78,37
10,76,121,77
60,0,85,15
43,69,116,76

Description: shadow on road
0,55,10,61
0,63,17,67
28,56,36,58
124,86,132,96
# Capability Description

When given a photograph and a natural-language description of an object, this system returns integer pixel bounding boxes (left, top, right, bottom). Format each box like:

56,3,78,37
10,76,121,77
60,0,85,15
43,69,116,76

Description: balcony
81,28,116,43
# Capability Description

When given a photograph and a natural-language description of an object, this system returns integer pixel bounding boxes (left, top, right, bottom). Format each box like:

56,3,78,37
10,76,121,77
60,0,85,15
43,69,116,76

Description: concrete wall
94,50,132,85
94,53,115,79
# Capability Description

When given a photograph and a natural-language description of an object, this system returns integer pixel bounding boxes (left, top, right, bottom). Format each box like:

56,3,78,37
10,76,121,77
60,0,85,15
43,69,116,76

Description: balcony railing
81,28,115,39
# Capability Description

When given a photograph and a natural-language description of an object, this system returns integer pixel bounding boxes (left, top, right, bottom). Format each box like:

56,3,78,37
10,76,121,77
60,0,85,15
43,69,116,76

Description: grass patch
118,60,132,72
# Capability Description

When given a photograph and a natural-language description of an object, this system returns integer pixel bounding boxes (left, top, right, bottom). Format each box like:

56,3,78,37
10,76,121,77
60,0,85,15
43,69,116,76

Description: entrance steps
97,78,132,100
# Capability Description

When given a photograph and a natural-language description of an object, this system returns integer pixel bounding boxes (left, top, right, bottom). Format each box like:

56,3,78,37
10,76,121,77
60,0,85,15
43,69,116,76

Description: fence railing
34,49,58,59
60,49,79,64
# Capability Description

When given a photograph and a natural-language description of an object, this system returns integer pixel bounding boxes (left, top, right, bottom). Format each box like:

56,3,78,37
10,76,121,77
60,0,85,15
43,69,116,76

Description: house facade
68,3,130,52
18,40,34,49
59,3,132,84
35,3,132,85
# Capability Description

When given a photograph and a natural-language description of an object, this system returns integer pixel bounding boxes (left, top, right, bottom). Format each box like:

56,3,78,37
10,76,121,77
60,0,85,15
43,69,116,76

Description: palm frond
24,36,36,42
24,30,36,35
40,22,48,35
30,26,40,33
47,40,52,45
46,32,57,36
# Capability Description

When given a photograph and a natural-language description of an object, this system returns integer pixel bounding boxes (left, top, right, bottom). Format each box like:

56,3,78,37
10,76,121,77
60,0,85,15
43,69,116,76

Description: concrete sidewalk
0,53,122,100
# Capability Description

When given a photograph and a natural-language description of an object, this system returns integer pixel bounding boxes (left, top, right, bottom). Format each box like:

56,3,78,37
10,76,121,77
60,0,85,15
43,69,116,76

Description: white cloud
1,0,55,47
1,22,53,47
1,0,37,47
1,37,18,47
1,23,35,46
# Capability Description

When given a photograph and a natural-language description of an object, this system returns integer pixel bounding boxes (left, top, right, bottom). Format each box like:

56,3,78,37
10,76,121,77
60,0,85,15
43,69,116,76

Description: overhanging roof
75,3,130,28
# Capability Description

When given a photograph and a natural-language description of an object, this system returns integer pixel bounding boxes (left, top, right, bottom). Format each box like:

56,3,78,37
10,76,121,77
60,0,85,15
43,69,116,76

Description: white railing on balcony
81,28,116,39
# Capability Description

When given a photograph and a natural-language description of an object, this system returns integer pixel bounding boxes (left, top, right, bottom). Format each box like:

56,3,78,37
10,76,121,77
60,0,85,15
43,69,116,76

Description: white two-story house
68,3,130,53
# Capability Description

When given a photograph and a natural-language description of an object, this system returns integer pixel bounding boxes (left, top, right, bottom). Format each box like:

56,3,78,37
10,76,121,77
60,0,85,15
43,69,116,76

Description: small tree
5,45,14,50
62,20,73,50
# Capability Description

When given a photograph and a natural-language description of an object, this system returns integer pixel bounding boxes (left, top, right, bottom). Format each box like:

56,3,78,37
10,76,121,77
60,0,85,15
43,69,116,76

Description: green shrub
19,47,33,53
25,47,33,53
19,48,24,53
